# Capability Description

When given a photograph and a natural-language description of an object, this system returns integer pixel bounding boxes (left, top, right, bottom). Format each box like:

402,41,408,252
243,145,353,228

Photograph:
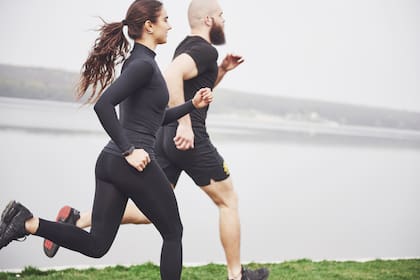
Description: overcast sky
0,0,419,111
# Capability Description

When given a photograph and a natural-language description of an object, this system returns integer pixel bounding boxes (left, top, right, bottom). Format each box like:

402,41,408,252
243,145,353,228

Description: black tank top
167,36,219,140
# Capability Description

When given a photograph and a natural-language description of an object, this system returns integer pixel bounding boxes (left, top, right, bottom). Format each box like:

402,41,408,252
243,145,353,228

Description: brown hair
76,0,163,104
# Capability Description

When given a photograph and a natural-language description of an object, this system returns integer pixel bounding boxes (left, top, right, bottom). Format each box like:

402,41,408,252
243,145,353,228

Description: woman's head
124,0,170,44
77,0,168,104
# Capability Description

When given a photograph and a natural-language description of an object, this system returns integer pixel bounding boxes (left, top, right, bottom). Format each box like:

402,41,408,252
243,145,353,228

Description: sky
0,0,419,111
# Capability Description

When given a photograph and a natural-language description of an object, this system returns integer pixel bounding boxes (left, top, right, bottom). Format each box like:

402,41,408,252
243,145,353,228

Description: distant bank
1,62,420,133
1,96,419,148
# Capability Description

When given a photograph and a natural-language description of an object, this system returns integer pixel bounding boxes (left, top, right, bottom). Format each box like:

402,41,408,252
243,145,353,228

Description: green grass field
0,259,419,280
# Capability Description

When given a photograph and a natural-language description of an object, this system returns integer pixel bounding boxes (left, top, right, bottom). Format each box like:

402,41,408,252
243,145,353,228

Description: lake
0,97,419,270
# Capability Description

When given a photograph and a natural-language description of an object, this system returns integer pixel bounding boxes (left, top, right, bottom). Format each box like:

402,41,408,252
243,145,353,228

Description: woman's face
152,7,172,44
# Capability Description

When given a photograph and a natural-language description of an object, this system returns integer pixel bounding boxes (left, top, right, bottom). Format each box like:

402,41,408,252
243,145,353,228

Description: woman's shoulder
123,57,155,73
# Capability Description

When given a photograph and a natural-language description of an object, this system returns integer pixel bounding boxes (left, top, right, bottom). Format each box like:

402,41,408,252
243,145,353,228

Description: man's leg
76,200,151,228
200,177,242,279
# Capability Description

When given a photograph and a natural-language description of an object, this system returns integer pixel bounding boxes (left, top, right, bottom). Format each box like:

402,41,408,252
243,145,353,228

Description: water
1,98,420,270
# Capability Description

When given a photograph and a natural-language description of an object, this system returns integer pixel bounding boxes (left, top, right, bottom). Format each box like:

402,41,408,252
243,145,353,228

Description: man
44,1,269,279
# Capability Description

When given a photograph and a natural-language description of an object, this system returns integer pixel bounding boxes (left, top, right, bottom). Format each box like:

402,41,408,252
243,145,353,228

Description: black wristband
122,145,135,157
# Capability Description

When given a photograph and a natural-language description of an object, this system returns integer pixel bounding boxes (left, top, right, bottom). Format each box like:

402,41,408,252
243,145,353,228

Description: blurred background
0,0,419,270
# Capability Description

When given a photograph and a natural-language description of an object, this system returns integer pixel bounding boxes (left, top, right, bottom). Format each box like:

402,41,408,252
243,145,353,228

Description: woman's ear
144,20,154,34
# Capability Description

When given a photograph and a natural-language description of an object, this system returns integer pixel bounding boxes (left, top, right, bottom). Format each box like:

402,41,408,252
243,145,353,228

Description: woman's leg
35,178,127,257
34,153,128,258
110,159,183,280
131,167,183,280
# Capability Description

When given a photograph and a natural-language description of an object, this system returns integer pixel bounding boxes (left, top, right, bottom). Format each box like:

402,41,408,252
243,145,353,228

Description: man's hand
220,53,244,72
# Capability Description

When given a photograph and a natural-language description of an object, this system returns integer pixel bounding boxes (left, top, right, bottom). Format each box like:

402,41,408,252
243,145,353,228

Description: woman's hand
192,87,213,108
125,149,151,172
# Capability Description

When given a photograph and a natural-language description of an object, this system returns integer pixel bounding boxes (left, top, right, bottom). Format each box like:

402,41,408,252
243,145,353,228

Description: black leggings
35,151,183,280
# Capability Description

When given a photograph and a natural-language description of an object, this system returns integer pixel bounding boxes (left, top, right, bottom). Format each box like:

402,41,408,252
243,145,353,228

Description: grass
0,259,419,280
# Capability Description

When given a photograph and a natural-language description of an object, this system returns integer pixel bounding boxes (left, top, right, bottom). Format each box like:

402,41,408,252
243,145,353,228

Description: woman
0,1,213,279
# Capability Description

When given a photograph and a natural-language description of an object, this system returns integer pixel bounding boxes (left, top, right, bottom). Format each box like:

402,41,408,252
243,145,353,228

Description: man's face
209,10,225,45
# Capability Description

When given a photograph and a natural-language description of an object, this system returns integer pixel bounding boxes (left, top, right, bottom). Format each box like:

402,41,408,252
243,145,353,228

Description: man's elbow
168,97,182,107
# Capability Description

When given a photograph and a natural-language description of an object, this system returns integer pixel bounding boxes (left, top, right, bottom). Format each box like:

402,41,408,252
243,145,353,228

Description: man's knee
220,189,238,209
204,179,238,209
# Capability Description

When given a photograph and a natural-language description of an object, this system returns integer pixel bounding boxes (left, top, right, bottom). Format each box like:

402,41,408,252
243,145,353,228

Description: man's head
188,0,225,45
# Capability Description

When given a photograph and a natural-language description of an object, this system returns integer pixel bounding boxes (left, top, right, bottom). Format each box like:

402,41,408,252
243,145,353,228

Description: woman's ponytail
76,19,129,104
76,0,163,104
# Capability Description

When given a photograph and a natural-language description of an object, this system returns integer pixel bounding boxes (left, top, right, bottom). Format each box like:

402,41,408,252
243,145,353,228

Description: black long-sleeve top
94,43,195,158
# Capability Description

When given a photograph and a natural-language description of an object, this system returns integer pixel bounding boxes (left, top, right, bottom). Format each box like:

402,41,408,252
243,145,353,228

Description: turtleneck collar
131,42,156,58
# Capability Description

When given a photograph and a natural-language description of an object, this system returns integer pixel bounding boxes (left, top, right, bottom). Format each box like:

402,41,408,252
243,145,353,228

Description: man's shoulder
176,36,216,53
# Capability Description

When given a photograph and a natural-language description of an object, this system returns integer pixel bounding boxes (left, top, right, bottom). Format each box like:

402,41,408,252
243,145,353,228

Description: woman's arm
94,61,153,154
162,100,195,126
161,88,213,126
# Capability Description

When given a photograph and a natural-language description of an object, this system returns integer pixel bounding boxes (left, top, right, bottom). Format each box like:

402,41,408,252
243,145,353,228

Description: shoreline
1,97,420,148
1,257,420,273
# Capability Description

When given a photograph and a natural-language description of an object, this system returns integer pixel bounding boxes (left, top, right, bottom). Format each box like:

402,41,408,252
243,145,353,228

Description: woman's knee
173,222,183,240
86,237,113,258
163,221,183,242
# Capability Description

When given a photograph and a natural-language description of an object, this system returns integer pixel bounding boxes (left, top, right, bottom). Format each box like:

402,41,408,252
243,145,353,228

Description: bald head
188,0,221,28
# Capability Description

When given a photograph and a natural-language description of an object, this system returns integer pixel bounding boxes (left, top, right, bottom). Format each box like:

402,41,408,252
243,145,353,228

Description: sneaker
229,266,270,280
0,200,16,236
242,267,269,280
43,206,80,258
0,222,6,238
0,200,33,249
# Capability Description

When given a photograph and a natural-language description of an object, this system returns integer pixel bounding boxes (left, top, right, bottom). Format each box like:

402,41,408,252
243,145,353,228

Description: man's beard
209,22,226,45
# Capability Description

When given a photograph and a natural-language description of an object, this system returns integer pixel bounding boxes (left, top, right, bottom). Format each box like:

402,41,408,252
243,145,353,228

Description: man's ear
204,15,213,27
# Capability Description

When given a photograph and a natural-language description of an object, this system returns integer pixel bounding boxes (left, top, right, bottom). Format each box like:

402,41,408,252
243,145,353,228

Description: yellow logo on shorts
223,161,230,175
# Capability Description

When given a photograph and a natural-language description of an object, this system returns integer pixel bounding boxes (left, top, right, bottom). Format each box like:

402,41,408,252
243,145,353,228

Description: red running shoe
43,206,80,258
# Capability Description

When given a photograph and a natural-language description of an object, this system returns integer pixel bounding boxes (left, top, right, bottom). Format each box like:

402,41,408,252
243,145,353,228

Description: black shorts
155,126,230,187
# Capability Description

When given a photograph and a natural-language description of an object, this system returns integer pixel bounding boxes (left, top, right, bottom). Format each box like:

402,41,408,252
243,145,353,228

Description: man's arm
214,53,245,87
163,53,198,150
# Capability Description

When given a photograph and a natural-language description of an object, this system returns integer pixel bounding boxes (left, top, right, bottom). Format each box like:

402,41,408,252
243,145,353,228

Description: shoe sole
43,206,74,258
